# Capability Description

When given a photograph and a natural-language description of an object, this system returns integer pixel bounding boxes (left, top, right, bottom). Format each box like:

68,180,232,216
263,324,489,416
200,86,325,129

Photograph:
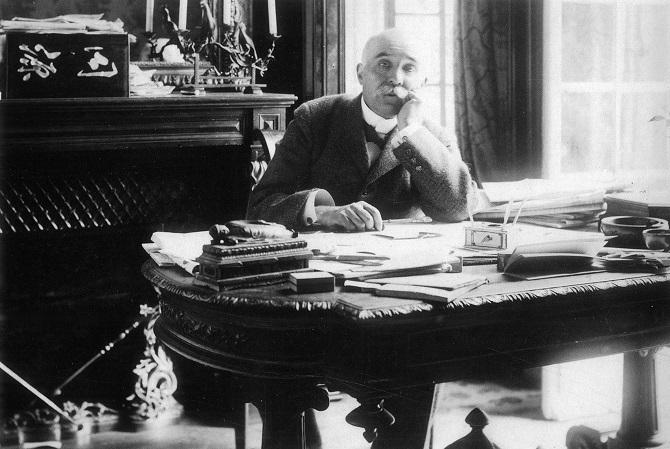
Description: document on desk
369,273,485,290
374,281,487,303
149,231,211,274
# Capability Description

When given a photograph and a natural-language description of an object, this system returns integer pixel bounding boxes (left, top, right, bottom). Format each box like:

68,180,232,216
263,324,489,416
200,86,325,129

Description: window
344,0,456,134
543,0,670,189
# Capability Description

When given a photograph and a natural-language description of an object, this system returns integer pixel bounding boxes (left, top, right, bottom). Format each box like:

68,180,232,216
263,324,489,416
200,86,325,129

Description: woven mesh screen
0,172,185,234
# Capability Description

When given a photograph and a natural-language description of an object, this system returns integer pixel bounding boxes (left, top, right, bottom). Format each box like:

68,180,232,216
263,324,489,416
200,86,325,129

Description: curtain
454,0,542,184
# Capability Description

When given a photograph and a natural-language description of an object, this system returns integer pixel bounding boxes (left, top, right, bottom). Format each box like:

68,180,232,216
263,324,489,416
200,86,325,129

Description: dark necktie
364,123,386,149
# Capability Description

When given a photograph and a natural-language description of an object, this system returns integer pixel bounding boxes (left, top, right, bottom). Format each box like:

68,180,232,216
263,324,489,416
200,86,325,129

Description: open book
502,236,607,280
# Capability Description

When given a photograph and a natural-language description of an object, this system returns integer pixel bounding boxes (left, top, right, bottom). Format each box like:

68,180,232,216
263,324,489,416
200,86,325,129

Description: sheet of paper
369,273,485,290
151,231,211,261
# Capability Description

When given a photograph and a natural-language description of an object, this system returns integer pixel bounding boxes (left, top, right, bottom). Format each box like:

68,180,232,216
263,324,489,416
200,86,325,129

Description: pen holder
464,222,509,250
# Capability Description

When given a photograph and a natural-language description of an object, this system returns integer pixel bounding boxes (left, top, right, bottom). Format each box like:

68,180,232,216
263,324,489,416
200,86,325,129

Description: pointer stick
0,361,81,428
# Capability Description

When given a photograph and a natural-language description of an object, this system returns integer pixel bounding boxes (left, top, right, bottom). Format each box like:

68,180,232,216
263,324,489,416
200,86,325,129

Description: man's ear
356,63,364,84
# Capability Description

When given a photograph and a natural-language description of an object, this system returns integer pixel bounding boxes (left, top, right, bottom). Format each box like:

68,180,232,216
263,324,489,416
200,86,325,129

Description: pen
312,254,390,261
452,278,489,299
382,217,433,224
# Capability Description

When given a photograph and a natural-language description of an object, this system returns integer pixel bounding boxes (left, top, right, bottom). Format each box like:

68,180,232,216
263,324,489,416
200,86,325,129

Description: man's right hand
315,202,383,232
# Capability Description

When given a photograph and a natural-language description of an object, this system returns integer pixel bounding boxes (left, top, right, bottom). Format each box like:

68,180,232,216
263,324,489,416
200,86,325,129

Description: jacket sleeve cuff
301,188,335,226
390,123,423,149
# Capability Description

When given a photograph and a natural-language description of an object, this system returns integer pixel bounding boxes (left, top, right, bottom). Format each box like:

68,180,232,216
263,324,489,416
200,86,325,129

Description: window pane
420,84,443,128
344,0,386,93
622,3,670,82
395,0,440,14
395,15,441,84
620,92,670,170
561,92,616,172
562,3,615,82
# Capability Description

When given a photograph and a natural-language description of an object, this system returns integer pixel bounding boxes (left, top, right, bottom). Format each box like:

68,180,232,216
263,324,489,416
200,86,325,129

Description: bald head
357,28,427,118
360,28,424,67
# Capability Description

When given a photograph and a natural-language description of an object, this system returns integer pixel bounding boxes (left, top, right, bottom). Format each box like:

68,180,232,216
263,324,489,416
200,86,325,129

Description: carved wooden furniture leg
253,383,329,449
125,303,183,427
345,397,396,443
607,348,669,449
443,408,501,449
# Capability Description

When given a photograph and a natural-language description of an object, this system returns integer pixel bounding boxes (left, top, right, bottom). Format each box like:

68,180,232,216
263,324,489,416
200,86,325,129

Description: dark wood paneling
303,0,345,101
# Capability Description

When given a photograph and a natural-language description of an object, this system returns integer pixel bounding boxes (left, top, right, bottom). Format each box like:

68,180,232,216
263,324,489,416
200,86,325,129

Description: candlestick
222,0,231,25
145,0,154,31
267,0,277,36
178,0,188,30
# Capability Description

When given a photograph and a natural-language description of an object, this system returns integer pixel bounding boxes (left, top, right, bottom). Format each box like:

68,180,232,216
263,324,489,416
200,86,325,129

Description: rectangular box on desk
289,271,335,294
0,31,129,98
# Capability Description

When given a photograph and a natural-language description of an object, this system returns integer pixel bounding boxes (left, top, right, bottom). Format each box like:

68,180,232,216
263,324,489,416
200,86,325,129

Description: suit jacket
247,93,473,229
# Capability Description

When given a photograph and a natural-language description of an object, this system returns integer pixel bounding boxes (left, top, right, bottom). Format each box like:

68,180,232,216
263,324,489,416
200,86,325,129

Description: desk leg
607,348,668,449
345,397,396,443
344,385,435,449
125,304,183,427
253,383,329,449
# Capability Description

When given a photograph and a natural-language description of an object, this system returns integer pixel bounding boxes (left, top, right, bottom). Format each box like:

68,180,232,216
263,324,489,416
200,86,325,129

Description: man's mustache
379,84,410,100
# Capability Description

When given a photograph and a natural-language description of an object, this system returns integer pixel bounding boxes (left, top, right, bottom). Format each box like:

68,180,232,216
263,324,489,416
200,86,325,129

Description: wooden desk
142,244,670,449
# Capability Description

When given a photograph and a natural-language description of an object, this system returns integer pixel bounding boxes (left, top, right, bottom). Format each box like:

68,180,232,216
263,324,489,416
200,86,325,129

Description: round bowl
600,216,669,248
643,228,670,251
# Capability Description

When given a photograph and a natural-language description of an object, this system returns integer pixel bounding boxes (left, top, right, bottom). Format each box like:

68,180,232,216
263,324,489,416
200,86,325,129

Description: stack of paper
143,231,211,274
1,15,126,32
129,64,175,97
604,191,670,221
474,179,622,228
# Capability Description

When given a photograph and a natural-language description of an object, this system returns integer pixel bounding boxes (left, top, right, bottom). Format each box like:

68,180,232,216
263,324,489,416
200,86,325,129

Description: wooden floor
3,350,670,449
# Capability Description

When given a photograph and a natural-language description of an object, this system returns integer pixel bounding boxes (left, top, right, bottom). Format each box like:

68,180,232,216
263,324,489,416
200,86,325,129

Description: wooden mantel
1,93,297,154
1,93,297,235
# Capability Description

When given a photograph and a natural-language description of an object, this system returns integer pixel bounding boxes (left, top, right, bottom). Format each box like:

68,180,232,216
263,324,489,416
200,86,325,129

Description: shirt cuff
301,189,335,226
391,124,423,149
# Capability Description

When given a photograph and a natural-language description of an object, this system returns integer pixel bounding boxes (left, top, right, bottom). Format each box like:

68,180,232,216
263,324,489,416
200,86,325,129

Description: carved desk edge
141,260,336,312
141,261,670,319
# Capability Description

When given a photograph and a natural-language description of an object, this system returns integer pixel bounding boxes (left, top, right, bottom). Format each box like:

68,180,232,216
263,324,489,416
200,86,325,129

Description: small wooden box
289,271,335,294
0,31,129,98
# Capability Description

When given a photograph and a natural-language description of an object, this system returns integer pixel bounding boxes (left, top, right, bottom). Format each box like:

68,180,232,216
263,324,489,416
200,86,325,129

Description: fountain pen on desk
312,254,390,262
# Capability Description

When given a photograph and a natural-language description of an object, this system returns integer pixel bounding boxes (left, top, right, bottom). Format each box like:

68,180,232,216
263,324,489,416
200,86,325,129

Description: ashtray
643,228,670,251
600,216,669,248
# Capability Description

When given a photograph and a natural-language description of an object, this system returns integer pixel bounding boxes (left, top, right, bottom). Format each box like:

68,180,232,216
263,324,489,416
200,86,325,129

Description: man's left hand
397,90,424,130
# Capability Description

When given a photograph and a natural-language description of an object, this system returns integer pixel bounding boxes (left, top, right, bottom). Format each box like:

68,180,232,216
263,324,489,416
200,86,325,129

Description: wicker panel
0,172,188,235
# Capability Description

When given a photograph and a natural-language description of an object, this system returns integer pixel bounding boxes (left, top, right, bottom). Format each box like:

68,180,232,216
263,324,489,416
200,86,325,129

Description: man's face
357,33,426,118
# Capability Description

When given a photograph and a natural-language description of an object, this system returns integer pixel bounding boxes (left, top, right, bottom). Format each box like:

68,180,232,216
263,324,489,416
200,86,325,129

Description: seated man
247,28,474,232
247,27,474,449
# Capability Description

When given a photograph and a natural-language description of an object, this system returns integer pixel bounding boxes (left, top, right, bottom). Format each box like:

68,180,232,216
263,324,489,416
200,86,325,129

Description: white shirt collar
361,96,397,135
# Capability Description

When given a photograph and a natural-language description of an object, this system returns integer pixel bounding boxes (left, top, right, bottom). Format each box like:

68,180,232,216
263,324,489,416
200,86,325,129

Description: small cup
643,228,670,251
